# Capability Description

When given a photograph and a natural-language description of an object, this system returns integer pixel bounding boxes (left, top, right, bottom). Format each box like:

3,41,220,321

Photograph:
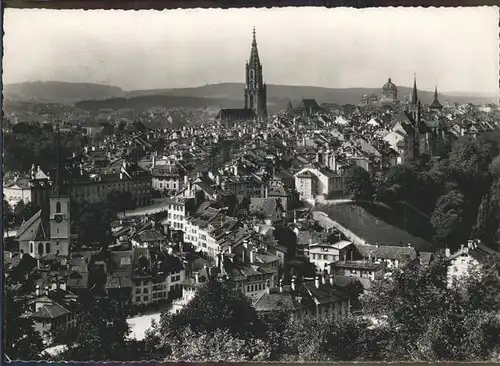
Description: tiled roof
295,170,316,179
106,270,133,289
253,291,302,312
138,229,166,242
355,244,417,261
16,210,47,241
330,260,383,271
30,302,70,320
301,280,349,304
216,109,256,121
250,197,284,219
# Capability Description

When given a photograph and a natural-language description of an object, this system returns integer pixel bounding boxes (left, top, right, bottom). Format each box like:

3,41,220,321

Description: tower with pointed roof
244,27,267,120
429,85,443,112
408,74,421,122
49,119,71,258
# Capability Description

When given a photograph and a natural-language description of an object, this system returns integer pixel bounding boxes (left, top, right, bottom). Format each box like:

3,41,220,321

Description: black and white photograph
2,6,500,362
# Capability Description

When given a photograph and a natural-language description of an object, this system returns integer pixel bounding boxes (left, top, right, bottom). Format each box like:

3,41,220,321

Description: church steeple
244,27,267,120
411,73,419,105
430,84,443,111
250,27,259,61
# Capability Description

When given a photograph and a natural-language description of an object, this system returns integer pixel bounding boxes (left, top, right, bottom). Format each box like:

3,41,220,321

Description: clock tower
49,195,71,256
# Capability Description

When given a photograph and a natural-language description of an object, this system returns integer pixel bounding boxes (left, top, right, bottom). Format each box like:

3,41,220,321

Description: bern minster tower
244,27,268,120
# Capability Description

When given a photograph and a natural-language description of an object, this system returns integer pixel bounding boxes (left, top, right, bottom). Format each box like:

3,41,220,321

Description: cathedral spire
434,85,439,101
411,73,419,105
249,26,259,63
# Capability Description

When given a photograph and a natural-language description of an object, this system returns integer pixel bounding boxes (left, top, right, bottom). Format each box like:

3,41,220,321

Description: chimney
264,185,269,198
467,240,473,249
315,276,320,289
59,281,67,291
233,164,238,176
445,248,451,257
194,272,199,283
51,282,57,291
44,286,49,296
35,285,40,296
460,244,465,252
321,275,326,285
329,274,334,286
250,250,256,264
152,155,156,169
291,277,296,291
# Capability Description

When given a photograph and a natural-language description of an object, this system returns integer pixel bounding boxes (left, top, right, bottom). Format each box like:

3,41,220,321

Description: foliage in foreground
142,257,500,362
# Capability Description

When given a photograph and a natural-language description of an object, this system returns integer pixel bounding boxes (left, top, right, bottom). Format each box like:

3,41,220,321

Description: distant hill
128,82,497,106
4,81,496,107
4,81,125,104
74,95,243,111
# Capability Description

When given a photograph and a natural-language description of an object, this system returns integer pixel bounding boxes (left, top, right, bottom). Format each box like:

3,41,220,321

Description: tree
374,165,419,205
3,196,14,231
273,224,297,260
106,190,135,214
13,201,42,226
61,296,131,361
431,189,467,247
169,278,264,338
363,254,500,361
168,327,271,362
473,178,500,246
4,278,44,360
71,201,116,249
343,165,374,201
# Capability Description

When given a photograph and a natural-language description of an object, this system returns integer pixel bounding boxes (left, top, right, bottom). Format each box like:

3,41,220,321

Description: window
135,296,140,302
143,296,149,302
30,243,34,253
56,201,62,213
143,288,149,294
136,288,141,294
46,242,51,254
38,243,44,255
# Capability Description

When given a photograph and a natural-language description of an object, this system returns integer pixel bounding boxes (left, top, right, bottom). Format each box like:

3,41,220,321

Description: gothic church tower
244,27,268,120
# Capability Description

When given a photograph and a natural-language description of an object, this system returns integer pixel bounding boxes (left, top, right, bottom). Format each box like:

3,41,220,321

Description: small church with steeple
15,124,72,263
216,27,268,125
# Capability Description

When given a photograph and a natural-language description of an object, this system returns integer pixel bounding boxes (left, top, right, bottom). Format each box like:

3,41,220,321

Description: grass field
314,201,436,253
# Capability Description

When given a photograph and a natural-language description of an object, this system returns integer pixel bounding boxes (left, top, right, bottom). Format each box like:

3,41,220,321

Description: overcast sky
3,7,498,94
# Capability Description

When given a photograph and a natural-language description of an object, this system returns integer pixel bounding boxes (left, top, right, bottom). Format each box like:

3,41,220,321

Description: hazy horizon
3,7,499,95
